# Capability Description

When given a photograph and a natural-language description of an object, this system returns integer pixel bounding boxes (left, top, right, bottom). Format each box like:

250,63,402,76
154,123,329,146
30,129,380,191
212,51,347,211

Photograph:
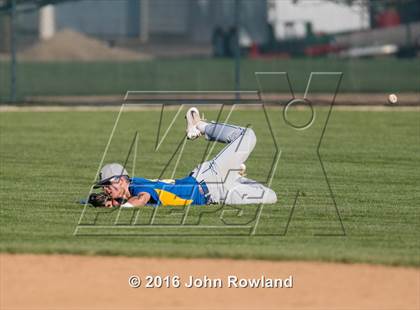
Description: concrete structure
39,4,55,40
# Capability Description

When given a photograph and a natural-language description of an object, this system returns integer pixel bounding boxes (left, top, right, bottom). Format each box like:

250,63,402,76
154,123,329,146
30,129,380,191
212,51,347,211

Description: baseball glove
88,192,111,208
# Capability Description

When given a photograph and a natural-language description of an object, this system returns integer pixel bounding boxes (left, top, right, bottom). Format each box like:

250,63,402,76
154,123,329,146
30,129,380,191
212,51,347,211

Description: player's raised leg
186,107,276,205
186,107,256,176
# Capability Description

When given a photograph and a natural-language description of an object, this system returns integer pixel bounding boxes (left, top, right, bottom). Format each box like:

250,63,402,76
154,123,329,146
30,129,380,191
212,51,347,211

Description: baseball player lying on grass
89,107,277,208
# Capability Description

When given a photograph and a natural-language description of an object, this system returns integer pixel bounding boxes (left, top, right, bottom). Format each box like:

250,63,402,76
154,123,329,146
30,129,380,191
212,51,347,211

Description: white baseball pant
191,122,277,205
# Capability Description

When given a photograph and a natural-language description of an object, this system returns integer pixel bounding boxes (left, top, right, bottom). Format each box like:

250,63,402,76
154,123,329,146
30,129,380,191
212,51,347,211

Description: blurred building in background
53,0,268,44
1,0,419,58
263,0,420,58
0,0,269,56
0,0,419,103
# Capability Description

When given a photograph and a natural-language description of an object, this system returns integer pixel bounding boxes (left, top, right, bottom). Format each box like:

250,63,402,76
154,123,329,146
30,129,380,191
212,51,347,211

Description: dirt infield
1,254,418,310
1,92,419,107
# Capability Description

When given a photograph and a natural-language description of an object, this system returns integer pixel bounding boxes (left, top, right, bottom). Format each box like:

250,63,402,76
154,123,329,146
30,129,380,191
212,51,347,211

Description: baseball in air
388,94,398,104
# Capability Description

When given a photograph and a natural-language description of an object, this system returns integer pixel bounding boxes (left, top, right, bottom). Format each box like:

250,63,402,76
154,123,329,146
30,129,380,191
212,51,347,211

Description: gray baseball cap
95,163,129,187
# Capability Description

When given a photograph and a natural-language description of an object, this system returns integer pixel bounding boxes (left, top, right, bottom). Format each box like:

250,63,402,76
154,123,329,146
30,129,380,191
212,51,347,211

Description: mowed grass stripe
0,109,418,266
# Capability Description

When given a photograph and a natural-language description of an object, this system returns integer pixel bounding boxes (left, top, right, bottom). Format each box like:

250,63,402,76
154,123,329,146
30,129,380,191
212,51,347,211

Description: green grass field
1,58,419,101
0,107,419,266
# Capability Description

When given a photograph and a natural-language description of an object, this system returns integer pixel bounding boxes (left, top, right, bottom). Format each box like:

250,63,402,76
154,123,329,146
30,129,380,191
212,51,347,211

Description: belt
198,181,212,204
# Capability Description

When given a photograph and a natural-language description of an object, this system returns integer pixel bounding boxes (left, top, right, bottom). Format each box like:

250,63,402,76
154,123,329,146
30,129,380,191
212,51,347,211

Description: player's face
103,178,128,199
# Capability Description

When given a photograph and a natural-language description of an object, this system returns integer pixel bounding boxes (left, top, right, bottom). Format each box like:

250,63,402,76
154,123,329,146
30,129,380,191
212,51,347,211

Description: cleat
185,107,203,140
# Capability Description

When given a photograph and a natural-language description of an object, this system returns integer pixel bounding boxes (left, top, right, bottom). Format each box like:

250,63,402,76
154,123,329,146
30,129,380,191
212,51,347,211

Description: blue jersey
128,176,208,206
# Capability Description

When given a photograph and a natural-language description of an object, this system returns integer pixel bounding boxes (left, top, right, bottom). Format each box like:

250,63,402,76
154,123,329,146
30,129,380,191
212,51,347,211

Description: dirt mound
19,29,153,61
1,254,419,310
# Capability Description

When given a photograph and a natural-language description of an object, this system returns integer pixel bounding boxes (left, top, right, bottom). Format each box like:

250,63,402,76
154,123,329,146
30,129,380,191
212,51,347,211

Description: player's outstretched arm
121,192,151,208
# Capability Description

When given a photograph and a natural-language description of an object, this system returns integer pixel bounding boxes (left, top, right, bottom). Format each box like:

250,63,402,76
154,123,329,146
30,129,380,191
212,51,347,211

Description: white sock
196,121,208,134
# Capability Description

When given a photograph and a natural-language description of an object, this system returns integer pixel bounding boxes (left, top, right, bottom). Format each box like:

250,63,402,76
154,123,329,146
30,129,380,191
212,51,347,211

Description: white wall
271,0,370,39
